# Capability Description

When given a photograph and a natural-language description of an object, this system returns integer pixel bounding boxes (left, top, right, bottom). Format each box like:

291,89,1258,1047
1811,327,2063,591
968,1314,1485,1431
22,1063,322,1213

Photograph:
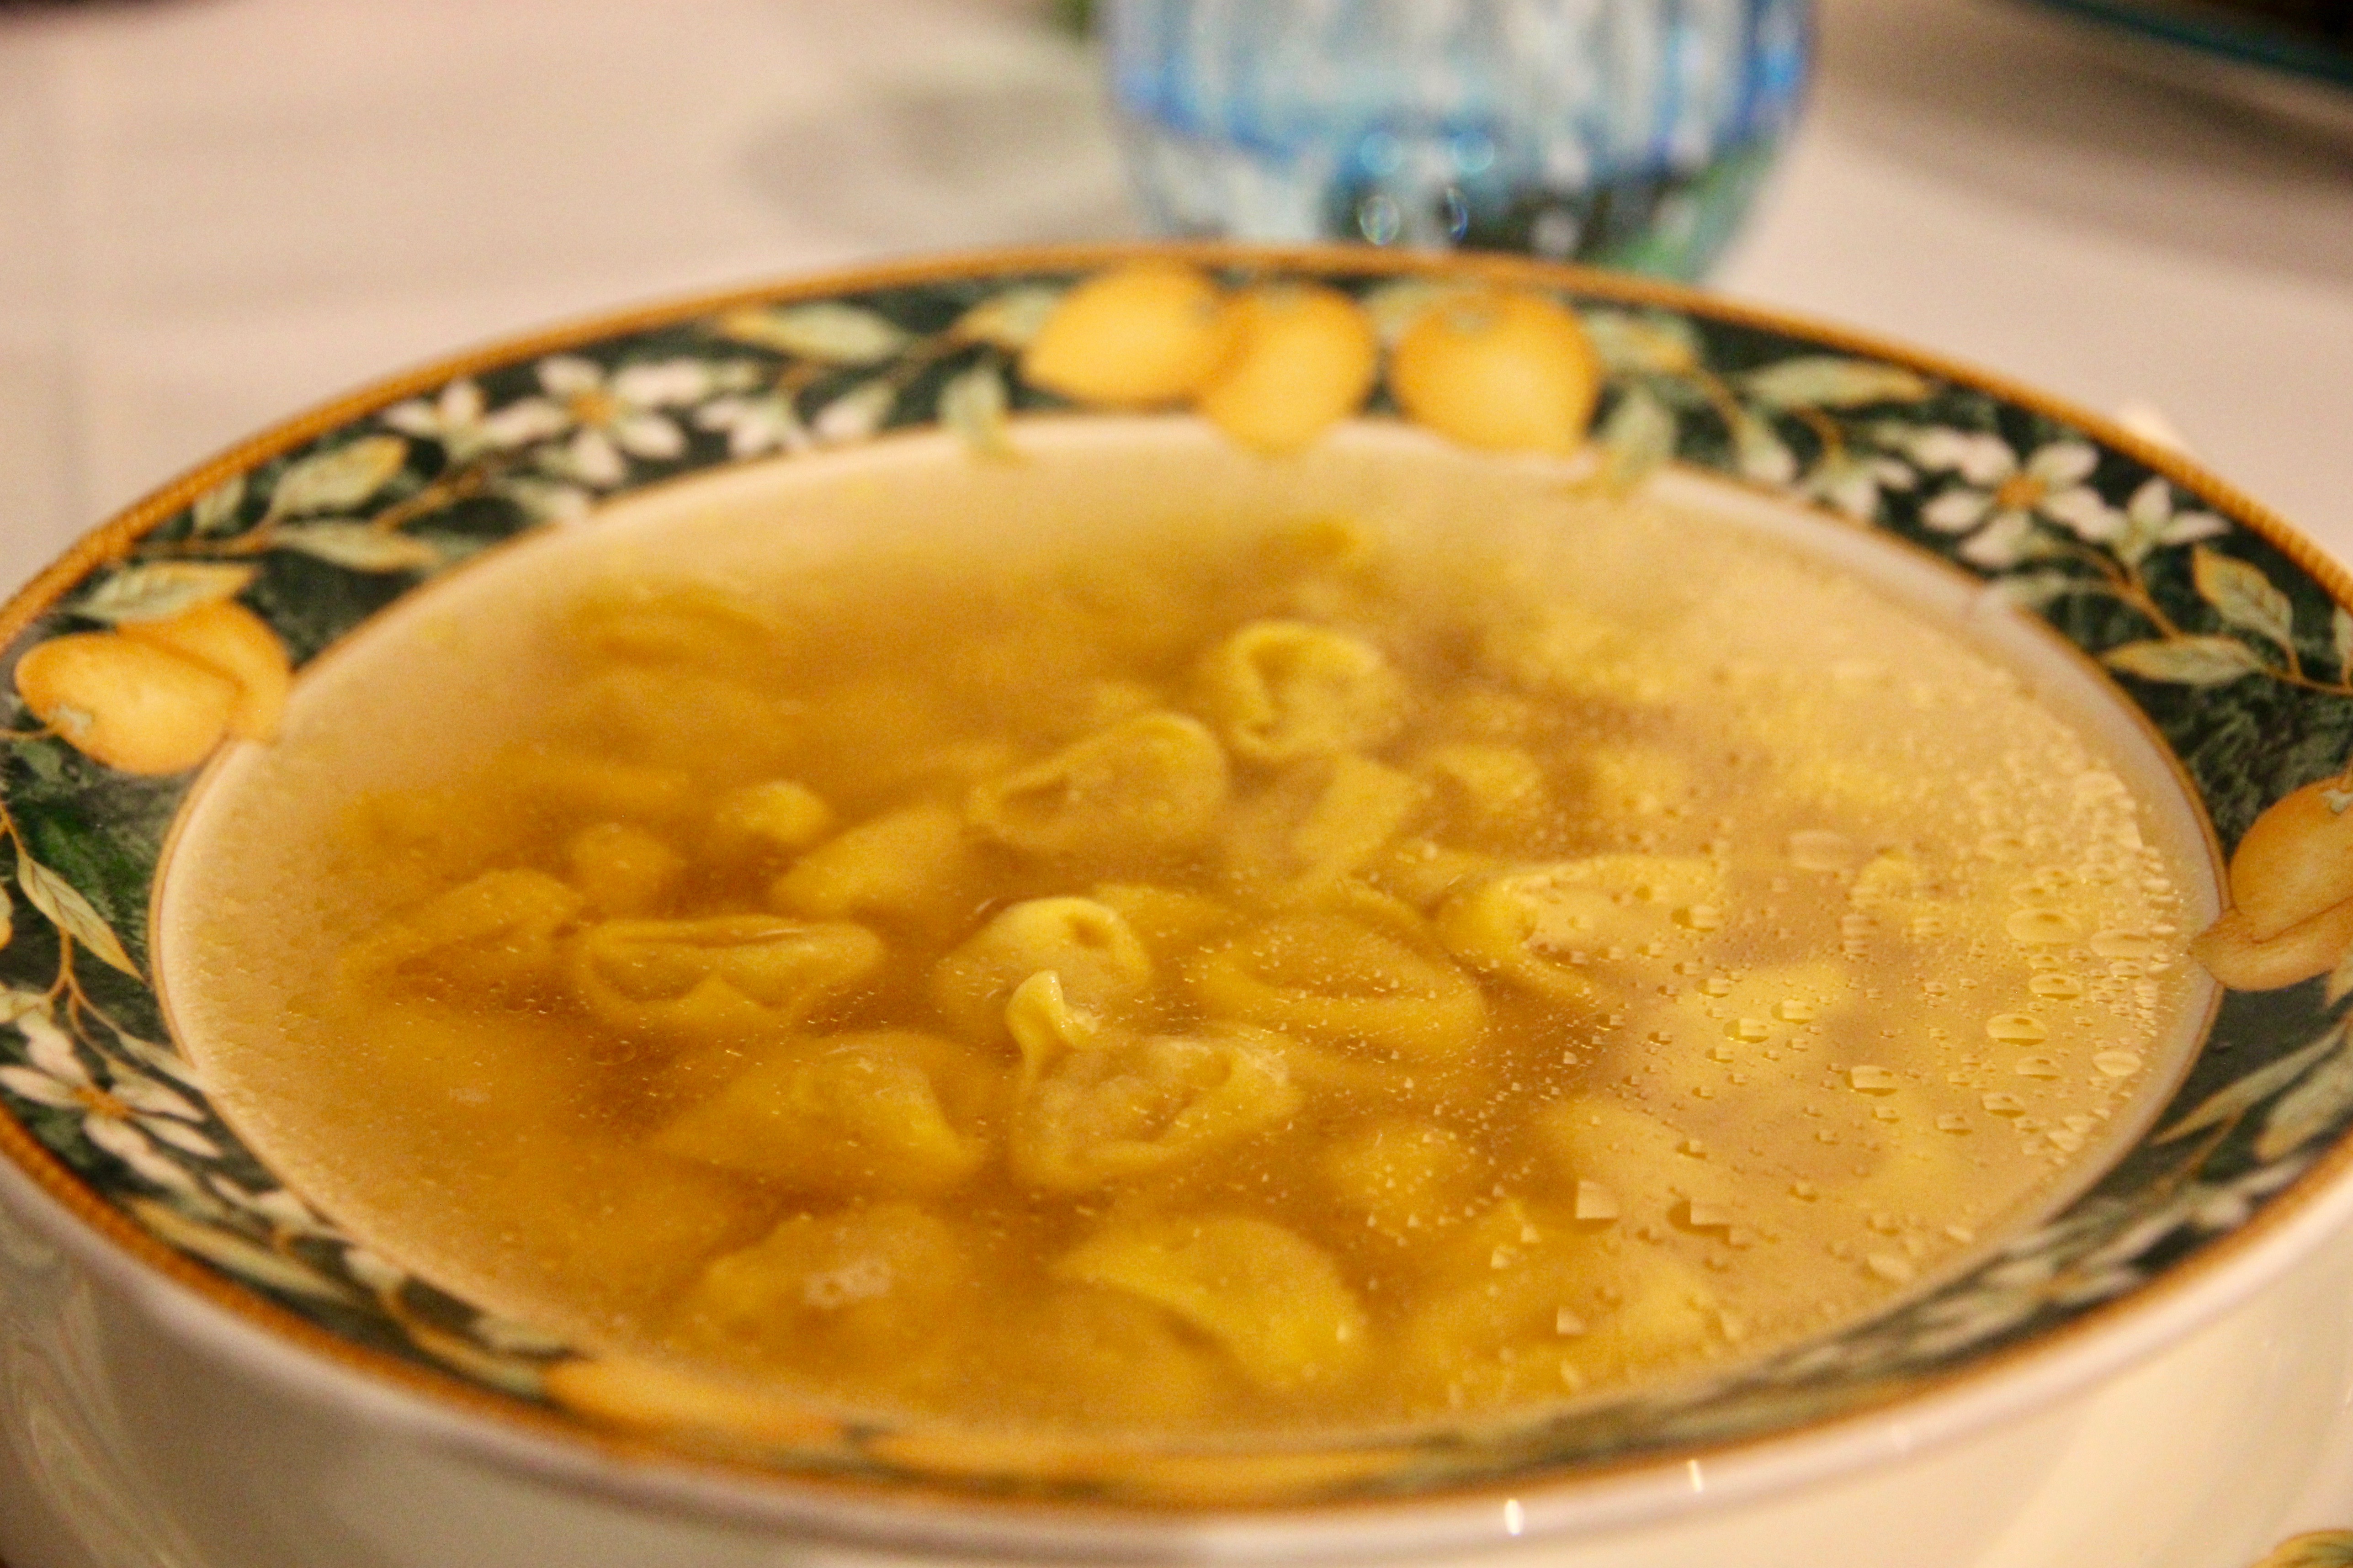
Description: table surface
0,1,2351,1563
2,0,2350,600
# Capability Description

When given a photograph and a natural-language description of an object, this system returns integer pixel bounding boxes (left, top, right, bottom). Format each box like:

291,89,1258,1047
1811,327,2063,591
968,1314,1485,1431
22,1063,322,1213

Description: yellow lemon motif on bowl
1019,260,1234,409
1389,287,1602,455
1193,282,1380,454
2194,777,2353,991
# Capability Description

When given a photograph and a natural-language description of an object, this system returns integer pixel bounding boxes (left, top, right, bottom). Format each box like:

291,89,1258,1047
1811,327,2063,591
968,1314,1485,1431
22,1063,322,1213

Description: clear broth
159,425,2210,1438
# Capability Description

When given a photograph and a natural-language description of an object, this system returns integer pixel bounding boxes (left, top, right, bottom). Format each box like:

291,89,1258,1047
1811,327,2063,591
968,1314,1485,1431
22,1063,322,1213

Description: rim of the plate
2,240,2349,1560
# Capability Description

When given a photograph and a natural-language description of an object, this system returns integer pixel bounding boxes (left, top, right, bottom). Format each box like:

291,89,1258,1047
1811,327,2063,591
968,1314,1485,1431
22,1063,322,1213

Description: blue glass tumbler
1104,0,1811,280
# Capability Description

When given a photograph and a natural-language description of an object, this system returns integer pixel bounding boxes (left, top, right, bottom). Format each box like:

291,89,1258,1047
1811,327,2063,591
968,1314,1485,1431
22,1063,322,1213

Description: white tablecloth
2,0,2350,600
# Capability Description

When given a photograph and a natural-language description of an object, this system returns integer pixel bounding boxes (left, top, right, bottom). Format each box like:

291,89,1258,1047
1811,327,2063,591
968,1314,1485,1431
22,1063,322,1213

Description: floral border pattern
3,253,2351,1504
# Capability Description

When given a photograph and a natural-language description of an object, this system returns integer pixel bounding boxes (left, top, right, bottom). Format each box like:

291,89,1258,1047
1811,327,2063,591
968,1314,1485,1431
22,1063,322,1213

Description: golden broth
160,424,2209,1438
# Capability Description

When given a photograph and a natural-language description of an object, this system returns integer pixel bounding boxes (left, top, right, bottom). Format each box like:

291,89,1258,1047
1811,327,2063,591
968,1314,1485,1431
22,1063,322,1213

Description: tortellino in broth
215,492,2196,1444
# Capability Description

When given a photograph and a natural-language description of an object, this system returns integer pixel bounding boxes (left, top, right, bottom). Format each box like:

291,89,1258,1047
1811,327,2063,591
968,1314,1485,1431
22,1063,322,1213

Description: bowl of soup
3,246,2352,1568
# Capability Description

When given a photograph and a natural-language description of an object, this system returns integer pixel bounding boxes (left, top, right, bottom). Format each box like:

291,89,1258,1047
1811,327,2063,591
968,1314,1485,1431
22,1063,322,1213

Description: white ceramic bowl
5,246,2353,1568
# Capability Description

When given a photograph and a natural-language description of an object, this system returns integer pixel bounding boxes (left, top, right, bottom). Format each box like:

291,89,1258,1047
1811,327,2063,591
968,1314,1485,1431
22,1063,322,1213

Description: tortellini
1397,1200,1722,1400
653,1031,990,1194
1415,743,1547,830
566,821,685,916
1223,753,1426,890
1394,1202,1592,1391
966,711,1229,860
1199,621,1406,764
1088,883,1239,964
988,1286,1223,1426
1480,601,1674,705
1319,1119,1482,1238
1437,855,1723,1001
930,897,1153,1043
1054,1215,1368,1391
705,780,834,860
555,665,798,770
340,869,583,996
1190,911,1488,1058
680,1202,970,1383
569,579,791,670
769,803,980,930
1003,973,1303,1192
567,914,882,1038
1538,1096,1734,1226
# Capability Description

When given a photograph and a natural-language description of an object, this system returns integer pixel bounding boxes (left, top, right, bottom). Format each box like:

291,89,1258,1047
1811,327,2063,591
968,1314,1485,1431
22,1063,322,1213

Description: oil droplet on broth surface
2093,1050,2143,1077
1987,1013,2048,1044
1847,1065,1899,1093
1980,831,2029,861
1981,1092,2026,1116
1727,1018,1772,1043
2029,973,2084,1000
2006,909,2082,945
1787,829,1859,872
2014,1057,2062,1080
1681,1199,1735,1230
2089,930,2161,960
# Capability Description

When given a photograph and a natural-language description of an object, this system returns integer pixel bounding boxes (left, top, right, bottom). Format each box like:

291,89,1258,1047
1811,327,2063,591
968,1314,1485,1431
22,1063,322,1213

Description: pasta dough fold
967,711,1229,860
653,1030,990,1194
568,914,883,1038
1054,1214,1368,1390
1004,973,1302,1192
1190,912,1487,1059
1199,621,1406,763
931,897,1153,1044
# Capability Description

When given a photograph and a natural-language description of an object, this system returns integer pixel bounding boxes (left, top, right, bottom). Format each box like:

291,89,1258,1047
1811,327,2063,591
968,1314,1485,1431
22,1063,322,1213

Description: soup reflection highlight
161,433,2202,1439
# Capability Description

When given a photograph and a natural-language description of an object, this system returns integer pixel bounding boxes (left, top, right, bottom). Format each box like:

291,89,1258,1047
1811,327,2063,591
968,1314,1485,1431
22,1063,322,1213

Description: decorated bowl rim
3,240,2350,1560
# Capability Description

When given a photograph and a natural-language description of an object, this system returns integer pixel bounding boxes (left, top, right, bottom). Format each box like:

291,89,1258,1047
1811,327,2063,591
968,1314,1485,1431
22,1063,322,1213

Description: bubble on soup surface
1986,1013,2048,1044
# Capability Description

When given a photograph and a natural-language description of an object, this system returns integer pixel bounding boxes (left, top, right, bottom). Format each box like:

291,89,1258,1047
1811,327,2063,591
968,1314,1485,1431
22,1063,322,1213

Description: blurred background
0,0,2349,597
